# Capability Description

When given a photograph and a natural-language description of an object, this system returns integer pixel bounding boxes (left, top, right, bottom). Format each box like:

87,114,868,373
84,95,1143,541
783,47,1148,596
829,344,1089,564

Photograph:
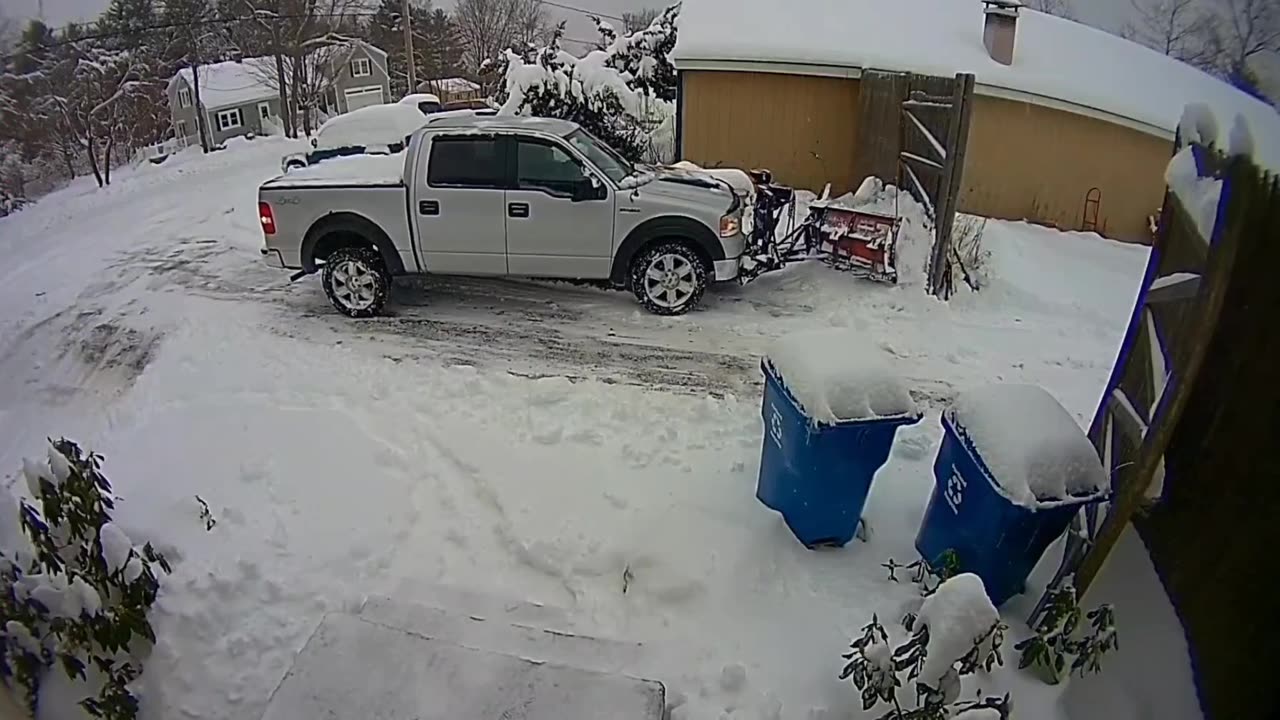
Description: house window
176,120,189,137
216,108,243,132
351,57,372,77
258,102,271,121
178,87,192,108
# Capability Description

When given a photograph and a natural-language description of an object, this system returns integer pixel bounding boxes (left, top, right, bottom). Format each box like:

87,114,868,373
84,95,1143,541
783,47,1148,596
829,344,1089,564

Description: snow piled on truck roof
674,0,1280,170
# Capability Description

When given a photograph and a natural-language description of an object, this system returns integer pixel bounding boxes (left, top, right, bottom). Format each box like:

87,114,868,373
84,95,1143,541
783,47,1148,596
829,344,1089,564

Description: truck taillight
258,201,276,235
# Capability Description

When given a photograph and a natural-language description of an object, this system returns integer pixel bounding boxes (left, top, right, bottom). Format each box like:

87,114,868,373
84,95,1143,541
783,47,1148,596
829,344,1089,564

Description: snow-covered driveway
0,139,1151,720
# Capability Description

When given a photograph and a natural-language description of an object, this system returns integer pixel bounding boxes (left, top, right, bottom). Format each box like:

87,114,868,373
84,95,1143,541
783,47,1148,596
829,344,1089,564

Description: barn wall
679,69,1173,243
680,70,861,194
961,95,1172,242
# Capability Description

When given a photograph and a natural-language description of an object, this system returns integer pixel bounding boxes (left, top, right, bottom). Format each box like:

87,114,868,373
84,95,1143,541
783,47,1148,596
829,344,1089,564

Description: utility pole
401,0,417,92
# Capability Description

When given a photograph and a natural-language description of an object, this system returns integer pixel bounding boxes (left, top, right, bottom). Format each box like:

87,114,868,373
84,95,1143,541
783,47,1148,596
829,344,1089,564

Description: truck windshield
566,129,633,184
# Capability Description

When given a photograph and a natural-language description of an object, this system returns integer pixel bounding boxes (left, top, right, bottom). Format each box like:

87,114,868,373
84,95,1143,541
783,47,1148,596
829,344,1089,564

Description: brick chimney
982,0,1021,66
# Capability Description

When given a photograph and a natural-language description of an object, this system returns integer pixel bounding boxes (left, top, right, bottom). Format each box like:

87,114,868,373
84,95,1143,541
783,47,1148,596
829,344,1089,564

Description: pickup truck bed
260,153,417,274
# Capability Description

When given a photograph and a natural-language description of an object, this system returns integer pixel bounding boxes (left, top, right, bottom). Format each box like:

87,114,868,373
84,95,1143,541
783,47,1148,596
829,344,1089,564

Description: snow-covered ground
0,137,1178,719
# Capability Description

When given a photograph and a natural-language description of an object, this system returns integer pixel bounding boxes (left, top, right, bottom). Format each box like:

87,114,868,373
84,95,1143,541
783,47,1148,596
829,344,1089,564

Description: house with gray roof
166,41,391,146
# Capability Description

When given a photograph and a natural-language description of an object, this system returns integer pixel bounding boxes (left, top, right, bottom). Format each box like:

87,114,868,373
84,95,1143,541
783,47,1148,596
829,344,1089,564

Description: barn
671,0,1280,243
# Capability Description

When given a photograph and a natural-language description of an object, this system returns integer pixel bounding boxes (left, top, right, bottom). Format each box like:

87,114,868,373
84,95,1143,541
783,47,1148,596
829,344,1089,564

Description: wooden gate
1036,137,1280,719
852,71,975,298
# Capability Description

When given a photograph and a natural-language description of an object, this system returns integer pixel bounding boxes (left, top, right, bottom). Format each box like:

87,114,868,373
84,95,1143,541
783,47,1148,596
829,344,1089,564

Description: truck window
427,136,505,189
516,138,588,197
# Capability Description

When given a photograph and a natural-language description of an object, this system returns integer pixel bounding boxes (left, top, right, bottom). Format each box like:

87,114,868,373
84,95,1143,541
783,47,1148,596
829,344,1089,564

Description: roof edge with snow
673,0,1280,165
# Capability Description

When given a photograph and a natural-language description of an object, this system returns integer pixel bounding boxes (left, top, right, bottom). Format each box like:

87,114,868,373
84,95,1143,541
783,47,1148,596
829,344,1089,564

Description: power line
536,0,624,23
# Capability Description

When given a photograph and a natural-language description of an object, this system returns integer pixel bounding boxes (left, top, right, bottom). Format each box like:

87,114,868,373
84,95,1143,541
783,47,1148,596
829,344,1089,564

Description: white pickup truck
258,115,746,316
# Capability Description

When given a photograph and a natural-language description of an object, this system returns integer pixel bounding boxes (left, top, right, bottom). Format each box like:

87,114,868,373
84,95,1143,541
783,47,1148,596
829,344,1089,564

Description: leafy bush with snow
1,440,172,720
1015,581,1117,684
490,4,679,163
840,573,1010,719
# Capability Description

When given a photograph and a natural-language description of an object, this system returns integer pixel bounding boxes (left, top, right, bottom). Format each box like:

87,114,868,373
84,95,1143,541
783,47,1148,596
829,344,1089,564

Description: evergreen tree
594,4,677,102
99,0,160,52
493,22,647,161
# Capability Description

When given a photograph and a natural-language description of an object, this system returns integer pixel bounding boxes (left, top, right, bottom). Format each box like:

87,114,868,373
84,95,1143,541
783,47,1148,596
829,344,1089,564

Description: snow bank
675,0,1280,172
765,330,918,424
949,384,1107,505
915,573,999,687
270,153,407,186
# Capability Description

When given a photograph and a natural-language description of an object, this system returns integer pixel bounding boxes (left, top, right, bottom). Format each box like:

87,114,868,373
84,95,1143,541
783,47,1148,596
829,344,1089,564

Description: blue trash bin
757,361,922,548
914,412,1104,606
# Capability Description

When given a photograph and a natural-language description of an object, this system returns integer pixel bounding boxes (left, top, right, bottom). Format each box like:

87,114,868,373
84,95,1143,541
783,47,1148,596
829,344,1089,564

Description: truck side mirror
573,175,603,202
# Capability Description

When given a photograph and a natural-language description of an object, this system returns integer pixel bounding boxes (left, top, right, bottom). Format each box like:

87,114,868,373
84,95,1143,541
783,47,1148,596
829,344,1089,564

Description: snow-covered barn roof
170,57,279,110
674,0,1280,170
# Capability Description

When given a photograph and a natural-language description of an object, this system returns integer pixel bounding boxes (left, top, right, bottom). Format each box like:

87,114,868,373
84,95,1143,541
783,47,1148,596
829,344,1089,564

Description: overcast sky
8,0,1138,38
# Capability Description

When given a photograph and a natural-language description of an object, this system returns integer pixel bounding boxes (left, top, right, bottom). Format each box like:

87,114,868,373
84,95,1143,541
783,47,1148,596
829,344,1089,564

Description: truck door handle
419,200,439,216
508,202,529,218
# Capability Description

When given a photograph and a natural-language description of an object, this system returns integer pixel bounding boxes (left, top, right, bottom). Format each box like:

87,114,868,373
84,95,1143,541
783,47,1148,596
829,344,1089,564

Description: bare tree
621,8,660,33
241,0,368,137
0,9,17,55
1205,0,1280,75
1122,0,1217,69
454,0,549,73
1024,0,1074,19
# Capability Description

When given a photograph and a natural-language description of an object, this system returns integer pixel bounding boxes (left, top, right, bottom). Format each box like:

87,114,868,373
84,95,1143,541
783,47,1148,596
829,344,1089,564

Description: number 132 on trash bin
769,404,785,449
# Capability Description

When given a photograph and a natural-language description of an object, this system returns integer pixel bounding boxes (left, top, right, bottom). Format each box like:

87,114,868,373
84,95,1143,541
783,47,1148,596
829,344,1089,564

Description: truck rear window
427,136,505,188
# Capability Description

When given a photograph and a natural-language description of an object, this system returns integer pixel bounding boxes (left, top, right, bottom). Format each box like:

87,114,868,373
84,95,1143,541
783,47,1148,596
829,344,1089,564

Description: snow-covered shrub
840,574,1010,719
1,439,173,719
492,25,646,160
591,4,678,103
491,4,680,163
1015,581,1117,685
949,216,990,292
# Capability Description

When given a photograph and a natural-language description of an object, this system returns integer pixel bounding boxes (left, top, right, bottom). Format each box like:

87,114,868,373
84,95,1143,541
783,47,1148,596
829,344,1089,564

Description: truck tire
629,241,708,316
322,246,390,318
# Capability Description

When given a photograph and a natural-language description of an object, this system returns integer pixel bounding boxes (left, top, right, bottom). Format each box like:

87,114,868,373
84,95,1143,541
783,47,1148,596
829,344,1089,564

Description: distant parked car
282,104,429,173
399,92,442,115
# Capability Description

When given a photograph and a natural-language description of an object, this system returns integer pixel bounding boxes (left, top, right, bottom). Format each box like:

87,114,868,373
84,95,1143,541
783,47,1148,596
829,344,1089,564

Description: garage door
344,87,384,112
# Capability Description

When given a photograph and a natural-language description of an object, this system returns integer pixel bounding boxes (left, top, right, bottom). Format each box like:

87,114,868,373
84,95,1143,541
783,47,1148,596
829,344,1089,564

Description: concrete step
358,593,649,676
262,613,665,720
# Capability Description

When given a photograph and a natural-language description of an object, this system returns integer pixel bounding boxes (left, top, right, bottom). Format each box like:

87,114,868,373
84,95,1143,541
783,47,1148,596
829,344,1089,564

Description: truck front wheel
629,241,708,316
322,246,389,318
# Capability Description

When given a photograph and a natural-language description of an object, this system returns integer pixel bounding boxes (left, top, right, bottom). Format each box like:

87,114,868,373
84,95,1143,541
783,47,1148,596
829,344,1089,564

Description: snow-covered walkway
0,139,1162,720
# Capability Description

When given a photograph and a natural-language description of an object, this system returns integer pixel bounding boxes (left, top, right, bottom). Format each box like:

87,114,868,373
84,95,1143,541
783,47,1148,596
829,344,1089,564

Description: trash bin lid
765,330,918,425
947,384,1108,506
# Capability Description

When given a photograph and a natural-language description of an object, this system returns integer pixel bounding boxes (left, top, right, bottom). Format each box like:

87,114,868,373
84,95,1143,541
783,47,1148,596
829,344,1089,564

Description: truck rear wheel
630,241,708,316
322,246,389,318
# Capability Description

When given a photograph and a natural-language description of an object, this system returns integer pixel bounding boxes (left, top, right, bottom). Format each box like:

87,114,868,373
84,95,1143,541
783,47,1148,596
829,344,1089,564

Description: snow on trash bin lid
765,330,917,424
948,384,1108,506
